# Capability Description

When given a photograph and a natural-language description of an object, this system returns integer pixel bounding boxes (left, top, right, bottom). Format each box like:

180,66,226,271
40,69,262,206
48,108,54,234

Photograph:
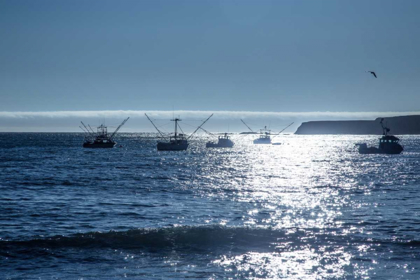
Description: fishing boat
240,119,271,144
146,113,213,151
206,133,234,148
253,126,272,144
241,120,294,145
157,118,188,151
80,118,129,148
355,119,403,154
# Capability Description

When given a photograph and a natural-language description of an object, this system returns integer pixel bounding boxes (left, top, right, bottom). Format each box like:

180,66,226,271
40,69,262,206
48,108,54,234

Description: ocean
1,133,420,279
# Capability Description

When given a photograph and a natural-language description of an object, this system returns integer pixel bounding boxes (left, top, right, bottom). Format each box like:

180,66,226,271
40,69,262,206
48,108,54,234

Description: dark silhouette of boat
356,119,403,154
206,133,234,148
80,118,129,148
157,118,189,151
146,113,213,151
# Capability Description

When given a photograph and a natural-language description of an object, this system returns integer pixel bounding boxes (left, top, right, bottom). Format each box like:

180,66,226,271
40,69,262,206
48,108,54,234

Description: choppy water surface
1,133,420,279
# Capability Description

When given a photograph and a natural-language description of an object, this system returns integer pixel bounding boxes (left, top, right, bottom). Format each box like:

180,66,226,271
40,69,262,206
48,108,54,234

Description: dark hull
206,141,234,148
157,141,188,151
253,139,271,144
356,141,403,155
83,142,116,148
359,148,403,154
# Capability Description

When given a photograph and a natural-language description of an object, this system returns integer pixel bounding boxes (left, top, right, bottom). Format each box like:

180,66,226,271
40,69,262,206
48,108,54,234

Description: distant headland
295,115,420,135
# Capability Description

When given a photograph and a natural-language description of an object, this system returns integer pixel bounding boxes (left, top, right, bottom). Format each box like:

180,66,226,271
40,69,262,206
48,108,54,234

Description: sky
1,0,420,132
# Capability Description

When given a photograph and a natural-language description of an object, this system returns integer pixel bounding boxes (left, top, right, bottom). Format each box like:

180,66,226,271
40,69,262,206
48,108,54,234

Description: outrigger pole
110,117,130,140
272,122,294,139
81,121,96,138
240,119,254,132
88,124,96,134
145,114,166,138
79,125,89,134
188,114,214,140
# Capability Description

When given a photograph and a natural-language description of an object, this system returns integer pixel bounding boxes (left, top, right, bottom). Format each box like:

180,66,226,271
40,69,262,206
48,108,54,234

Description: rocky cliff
295,115,420,135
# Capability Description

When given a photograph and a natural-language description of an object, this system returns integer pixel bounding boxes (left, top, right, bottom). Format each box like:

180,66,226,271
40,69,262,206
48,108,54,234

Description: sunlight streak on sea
1,133,420,279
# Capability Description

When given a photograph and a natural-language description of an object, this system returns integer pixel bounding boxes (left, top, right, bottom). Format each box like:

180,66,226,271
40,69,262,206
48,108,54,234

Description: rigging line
157,122,172,127
178,123,185,135
79,126,89,134
181,122,199,128
240,119,254,133
182,119,208,122
110,117,129,140
272,122,294,139
147,117,172,121
87,124,96,134
145,113,166,139
81,121,95,137
199,127,216,137
188,114,214,140
155,122,172,132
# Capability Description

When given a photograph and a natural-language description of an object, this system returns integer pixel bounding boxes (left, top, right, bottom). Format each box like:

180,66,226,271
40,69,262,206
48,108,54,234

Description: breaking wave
1,225,418,254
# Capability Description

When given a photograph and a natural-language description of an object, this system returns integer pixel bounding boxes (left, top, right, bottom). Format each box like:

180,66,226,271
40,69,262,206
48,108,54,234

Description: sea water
1,133,420,279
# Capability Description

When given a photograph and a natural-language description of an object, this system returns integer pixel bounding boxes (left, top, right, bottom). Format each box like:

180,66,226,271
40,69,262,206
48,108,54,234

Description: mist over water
1,133,420,279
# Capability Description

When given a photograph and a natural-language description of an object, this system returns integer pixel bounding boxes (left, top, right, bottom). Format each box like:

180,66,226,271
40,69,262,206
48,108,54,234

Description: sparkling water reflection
1,133,420,279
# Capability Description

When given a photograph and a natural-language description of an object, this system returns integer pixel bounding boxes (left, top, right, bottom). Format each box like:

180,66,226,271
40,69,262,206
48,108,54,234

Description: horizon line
1,110,420,119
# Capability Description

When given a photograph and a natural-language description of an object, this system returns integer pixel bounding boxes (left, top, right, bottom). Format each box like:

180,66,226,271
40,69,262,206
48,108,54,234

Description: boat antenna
188,114,214,140
380,118,390,136
110,117,130,140
145,113,166,138
241,119,254,132
272,122,294,139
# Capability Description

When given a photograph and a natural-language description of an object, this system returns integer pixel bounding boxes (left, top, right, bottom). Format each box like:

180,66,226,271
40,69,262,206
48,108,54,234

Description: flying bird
368,71,377,78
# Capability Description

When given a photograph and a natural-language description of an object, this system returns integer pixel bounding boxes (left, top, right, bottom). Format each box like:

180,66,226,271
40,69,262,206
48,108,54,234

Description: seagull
368,71,377,78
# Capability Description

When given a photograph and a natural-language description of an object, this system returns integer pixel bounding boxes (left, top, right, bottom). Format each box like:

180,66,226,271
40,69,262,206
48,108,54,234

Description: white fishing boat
240,120,294,145
206,133,234,148
253,126,272,144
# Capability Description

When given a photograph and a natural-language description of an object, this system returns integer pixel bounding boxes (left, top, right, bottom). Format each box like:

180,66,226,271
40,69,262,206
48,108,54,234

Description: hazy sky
1,0,420,131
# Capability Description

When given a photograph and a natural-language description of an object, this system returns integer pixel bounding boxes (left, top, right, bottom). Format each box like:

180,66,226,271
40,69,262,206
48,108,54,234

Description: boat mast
172,118,181,140
98,124,107,137
263,126,269,135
